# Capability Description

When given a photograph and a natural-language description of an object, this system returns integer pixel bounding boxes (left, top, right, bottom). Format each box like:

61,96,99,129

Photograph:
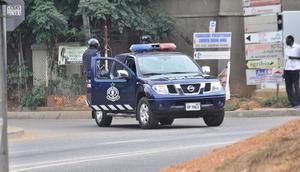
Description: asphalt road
8,116,298,172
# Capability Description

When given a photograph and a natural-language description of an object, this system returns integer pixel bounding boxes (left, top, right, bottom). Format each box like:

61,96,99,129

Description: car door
90,57,137,112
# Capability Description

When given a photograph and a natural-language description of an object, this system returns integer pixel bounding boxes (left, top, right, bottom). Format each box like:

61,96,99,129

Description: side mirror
117,70,129,79
202,66,211,74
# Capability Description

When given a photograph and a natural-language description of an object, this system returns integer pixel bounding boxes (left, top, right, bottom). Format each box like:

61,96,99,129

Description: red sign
243,0,281,7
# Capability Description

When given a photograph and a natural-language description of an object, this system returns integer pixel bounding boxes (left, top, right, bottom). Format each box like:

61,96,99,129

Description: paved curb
8,111,91,119
226,108,300,118
6,126,24,138
7,109,300,119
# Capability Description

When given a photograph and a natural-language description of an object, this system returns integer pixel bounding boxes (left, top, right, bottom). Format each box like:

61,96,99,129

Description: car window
137,54,202,76
110,61,130,80
125,57,136,74
95,59,111,79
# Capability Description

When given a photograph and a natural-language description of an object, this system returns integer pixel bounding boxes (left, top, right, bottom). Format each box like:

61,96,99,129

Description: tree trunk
17,32,25,105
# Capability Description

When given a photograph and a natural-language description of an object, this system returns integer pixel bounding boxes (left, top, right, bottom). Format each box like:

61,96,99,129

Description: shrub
21,82,45,109
225,102,240,111
259,94,289,108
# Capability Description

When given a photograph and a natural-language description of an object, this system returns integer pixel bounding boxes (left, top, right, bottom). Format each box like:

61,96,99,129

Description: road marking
11,139,147,155
11,130,261,155
11,141,235,172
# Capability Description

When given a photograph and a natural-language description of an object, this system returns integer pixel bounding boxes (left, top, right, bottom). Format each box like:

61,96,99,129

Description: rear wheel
159,118,174,126
93,111,113,127
137,97,158,129
203,110,224,127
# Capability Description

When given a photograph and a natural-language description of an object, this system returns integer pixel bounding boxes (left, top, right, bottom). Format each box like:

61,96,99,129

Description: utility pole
104,24,108,70
82,0,91,40
104,24,108,58
0,2,9,172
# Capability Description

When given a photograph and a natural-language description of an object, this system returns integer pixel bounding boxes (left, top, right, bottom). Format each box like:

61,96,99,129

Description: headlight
152,85,169,94
211,82,223,92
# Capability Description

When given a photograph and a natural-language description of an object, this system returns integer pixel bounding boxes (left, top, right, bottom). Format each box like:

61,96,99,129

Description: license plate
185,102,201,111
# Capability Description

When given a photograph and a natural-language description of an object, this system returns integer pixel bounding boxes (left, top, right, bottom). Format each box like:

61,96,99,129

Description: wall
161,0,255,96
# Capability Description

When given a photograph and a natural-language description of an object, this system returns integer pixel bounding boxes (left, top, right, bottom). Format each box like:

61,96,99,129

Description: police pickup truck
86,43,225,129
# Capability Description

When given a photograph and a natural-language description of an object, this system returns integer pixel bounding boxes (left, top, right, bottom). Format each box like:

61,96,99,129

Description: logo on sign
106,83,120,102
256,69,271,78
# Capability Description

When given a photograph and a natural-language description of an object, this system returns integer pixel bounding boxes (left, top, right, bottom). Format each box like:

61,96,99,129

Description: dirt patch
161,118,300,172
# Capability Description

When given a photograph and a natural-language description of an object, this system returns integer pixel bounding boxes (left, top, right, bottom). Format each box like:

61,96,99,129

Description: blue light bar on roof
130,44,153,52
129,43,176,52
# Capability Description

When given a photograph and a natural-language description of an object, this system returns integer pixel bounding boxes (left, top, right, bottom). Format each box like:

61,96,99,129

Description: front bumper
148,95,225,118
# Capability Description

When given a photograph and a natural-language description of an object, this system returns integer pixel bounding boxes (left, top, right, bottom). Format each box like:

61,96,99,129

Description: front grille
181,84,200,94
167,83,211,95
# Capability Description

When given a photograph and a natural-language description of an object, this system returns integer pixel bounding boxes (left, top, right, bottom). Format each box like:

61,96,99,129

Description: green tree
77,0,175,40
27,0,68,81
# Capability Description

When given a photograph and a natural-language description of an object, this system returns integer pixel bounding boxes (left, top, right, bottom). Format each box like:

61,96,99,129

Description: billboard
243,4,281,16
58,46,87,65
194,51,230,60
246,59,282,69
245,31,282,44
244,14,279,33
246,69,284,85
243,0,281,7
193,32,232,48
245,43,282,60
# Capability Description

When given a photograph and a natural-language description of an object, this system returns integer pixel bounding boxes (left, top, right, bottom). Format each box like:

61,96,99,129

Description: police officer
140,35,152,44
284,35,300,108
82,38,100,79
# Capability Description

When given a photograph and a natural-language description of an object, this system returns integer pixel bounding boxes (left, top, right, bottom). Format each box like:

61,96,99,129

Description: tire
137,97,158,129
93,111,113,127
203,110,224,127
159,118,174,126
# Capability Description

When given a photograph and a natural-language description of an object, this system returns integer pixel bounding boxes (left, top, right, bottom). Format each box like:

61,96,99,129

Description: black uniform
82,47,99,79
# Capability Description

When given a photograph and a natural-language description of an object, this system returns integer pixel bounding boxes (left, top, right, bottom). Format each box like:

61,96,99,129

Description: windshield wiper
163,72,193,74
143,73,163,76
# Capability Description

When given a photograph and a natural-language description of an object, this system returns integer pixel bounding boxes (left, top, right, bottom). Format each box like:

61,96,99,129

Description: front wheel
93,111,113,127
137,97,158,129
203,110,224,127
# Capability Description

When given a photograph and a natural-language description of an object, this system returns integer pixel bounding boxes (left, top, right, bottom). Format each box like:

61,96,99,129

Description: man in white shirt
284,35,300,108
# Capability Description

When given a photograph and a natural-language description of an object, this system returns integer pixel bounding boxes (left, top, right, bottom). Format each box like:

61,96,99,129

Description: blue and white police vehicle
86,43,225,129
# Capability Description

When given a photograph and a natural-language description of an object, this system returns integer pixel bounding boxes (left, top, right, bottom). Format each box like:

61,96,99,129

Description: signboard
243,0,281,7
244,14,279,33
6,0,25,31
245,43,282,60
243,5,281,16
246,59,282,69
58,46,87,65
246,69,284,85
209,21,216,33
193,32,232,48
194,51,230,60
245,31,282,44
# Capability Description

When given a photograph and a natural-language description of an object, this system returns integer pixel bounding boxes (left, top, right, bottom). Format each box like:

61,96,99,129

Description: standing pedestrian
82,38,100,79
284,35,300,108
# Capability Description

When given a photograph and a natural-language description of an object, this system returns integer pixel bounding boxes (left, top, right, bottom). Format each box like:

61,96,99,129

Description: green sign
246,59,282,69
58,46,87,65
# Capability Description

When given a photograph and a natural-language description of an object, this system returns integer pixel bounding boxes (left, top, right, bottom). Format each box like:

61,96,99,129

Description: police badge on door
106,83,120,102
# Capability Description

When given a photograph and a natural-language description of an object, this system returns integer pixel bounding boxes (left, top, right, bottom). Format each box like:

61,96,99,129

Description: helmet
88,38,99,48
141,35,152,44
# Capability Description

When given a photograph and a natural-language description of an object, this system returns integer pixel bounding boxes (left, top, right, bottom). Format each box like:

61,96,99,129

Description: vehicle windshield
137,54,202,76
